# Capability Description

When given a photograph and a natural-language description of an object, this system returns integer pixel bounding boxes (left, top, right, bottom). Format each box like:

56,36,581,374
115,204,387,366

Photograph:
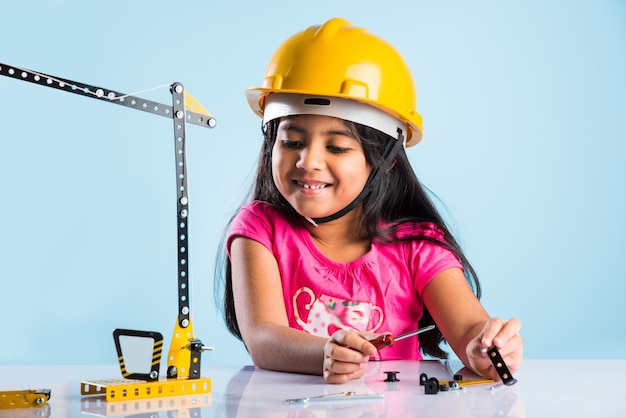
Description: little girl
217,17,523,384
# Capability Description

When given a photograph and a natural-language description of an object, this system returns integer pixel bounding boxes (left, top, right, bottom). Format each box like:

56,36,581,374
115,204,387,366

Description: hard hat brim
246,88,423,146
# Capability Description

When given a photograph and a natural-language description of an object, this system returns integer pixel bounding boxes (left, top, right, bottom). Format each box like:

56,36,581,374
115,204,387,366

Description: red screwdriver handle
369,333,395,350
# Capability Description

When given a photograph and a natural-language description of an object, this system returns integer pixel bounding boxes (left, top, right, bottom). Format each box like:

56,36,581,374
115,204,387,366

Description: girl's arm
230,236,376,382
422,267,523,380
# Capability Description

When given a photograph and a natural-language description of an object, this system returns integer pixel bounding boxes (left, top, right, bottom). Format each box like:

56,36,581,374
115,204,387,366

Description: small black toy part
384,371,400,382
424,377,439,394
419,373,428,386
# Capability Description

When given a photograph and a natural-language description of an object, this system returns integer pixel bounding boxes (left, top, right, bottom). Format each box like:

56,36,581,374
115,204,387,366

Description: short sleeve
226,201,276,256
397,222,463,295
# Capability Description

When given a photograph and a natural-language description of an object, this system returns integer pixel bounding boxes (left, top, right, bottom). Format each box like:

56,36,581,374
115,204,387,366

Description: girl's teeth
300,182,324,189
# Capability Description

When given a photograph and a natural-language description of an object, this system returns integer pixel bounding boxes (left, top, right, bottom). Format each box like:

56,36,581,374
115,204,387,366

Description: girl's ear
385,159,397,173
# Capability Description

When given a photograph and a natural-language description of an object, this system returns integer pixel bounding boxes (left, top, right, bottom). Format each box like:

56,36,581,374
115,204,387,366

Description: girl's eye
327,145,350,154
280,140,302,149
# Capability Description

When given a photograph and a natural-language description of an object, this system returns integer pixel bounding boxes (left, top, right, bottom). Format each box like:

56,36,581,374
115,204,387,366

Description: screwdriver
369,325,436,350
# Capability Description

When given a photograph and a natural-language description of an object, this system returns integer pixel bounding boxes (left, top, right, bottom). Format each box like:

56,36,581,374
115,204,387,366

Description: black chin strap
307,129,405,226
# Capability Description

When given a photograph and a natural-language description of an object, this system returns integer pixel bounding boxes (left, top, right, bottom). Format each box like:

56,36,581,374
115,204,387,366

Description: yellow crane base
80,376,211,402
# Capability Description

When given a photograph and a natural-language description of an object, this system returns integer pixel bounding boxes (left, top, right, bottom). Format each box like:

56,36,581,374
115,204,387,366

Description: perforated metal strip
0,390,50,409
487,347,518,386
171,83,191,328
0,62,215,128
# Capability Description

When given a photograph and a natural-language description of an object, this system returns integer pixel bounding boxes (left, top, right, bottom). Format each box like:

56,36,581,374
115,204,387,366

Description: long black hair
215,118,480,359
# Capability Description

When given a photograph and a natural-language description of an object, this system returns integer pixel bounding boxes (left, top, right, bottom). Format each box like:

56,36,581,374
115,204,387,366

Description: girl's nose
295,146,325,171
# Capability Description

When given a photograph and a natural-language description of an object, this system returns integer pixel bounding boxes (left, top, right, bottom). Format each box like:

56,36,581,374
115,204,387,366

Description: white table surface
1,359,625,417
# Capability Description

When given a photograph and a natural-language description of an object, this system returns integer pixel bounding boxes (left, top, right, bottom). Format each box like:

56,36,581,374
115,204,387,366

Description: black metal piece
0,62,215,128
419,373,428,386
424,377,439,394
487,347,518,386
383,371,400,382
171,82,192,329
188,338,204,379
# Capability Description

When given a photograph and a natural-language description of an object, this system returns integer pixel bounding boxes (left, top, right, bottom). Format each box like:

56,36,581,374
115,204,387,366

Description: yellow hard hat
245,17,423,146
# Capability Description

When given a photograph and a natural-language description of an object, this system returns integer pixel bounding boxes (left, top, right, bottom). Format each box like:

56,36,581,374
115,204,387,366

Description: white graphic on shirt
292,287,384,337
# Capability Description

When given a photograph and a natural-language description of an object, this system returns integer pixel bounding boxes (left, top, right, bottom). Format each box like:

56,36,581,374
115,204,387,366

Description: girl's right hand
466,317,523,380
323,330,377,383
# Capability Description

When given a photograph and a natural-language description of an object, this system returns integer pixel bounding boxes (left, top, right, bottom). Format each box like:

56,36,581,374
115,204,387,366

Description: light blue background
1,0,624,367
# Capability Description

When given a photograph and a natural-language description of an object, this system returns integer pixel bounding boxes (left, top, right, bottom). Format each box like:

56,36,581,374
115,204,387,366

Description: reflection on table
2,359,625,417
221,360,522,418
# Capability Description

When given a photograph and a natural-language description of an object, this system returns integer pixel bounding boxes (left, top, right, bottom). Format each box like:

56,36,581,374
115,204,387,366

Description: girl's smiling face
272,114,371,221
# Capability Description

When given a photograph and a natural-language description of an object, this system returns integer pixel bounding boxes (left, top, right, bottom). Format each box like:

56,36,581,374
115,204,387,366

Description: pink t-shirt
227,201,462,360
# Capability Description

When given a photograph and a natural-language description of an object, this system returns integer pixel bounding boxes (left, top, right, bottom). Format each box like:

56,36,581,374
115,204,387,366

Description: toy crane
0,62,215,402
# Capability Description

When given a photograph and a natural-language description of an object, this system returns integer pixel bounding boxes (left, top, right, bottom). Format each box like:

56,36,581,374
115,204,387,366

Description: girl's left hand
466,317,523,381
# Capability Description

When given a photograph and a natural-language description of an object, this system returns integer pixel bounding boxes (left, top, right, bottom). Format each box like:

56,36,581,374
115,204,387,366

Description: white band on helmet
263,93,407,143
